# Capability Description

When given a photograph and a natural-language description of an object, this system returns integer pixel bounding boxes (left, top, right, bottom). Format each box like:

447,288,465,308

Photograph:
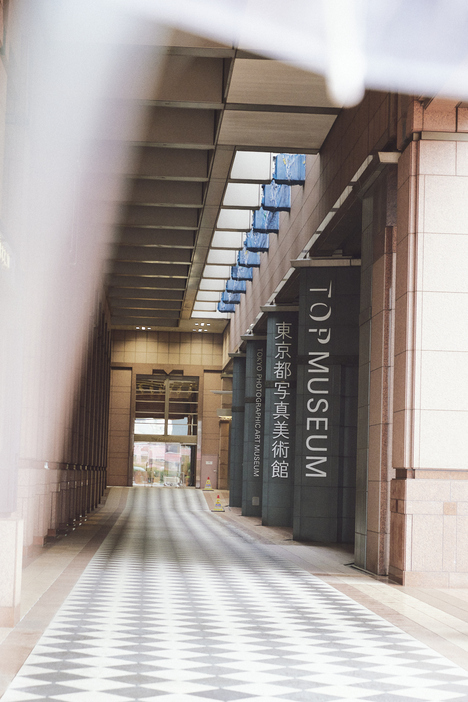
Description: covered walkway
2,489,468,702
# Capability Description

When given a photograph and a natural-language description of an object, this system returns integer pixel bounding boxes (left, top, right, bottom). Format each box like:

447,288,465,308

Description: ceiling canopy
105,35,340,333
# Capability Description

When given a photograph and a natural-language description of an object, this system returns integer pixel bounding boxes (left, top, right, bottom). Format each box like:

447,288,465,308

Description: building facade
2,1,468,628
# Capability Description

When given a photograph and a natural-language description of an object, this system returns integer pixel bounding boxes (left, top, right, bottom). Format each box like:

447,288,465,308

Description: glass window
135,373,198,439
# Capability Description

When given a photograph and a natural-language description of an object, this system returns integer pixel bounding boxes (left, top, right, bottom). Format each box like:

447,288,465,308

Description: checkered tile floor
4,487,468,702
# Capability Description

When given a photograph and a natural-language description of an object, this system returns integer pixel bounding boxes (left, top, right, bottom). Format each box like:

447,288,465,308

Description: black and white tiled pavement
4,488,468,702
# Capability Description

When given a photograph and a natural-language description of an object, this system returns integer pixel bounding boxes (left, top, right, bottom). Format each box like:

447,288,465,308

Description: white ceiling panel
191,311,229,319
223,182,262,208
196,291,221,302
230,150,272,182
207,249,238,265
211,231,244,248
199,279,227,291
193,301,217,311
203,264,232,278
216,208,252,230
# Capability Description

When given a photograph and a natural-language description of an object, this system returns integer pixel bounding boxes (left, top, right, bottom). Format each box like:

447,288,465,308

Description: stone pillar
228,353,246,508
354,191,373,567
107,368,132,486
241,336,266,517
293,262,360,543
353,166,397,573
262,308,298,527
391,117,468,586
218,419,230,490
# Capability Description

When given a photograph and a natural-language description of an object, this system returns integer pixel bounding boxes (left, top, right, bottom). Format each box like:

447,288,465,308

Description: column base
0,604,21,627
0,517,23,627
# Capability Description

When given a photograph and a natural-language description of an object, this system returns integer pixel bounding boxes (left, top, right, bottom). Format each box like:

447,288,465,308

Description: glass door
133,373,198,487
133,441,193,487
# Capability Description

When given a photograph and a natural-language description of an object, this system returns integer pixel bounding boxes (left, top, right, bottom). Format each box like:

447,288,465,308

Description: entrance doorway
133,442,195,487
133,372,198,487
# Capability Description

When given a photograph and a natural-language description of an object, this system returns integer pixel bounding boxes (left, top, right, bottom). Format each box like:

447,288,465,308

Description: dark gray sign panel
294,266,360,543
262,312,298,527
242,339,266,516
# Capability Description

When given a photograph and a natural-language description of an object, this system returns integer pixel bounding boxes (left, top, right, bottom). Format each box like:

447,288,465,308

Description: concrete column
352,168,398,573
354,192,373,567
218,419,230,490
107,368,132,486
262,308,298,527
293,263,360,543
391,117,468,586
228,353,246,507
242,337,266,517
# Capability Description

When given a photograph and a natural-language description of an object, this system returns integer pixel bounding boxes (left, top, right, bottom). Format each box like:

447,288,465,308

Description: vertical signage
294,265,360,543
305,280,332,478
271,321,293,480
253,345,264,479
242,340,266,516
228,354,246,508
262,311,297,527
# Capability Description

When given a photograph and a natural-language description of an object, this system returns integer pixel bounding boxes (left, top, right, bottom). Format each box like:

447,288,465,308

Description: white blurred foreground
3,0,468,507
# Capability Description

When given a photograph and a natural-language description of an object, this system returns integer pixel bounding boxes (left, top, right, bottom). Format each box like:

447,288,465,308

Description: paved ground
3,487,468,702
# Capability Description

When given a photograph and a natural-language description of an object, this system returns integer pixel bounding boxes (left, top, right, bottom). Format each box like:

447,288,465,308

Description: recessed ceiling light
148,327,151,330
136,326,140,329
195,323,199,326
142,326,146,330
207,323,211,326
201,323,205,326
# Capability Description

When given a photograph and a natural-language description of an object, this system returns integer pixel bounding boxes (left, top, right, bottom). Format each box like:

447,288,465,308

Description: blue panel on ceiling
262,180,291,211
231,265,254,281
221,291,241,304
273,153,306,185
226,278,247,293
245,231,269,252
252,207,280,233
218,301,236,312
237,248,261,267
